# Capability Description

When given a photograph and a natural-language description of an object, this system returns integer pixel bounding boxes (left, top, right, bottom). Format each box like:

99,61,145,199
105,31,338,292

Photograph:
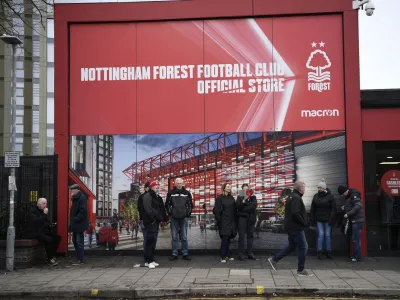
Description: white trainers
152,262,159,267
221,258,227,263
148,262,156,269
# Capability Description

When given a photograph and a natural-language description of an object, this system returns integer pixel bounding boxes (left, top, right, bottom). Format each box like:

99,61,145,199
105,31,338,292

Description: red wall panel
362,109,400,141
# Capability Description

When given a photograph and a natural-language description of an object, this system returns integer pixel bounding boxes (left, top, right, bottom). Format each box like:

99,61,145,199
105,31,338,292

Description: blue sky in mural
112,132,265,198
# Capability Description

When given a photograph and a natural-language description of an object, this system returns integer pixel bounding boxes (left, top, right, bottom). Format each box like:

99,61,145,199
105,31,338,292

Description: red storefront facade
54,0,364,254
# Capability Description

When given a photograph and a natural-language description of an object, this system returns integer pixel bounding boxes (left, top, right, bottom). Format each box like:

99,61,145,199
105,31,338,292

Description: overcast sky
359,0,400,90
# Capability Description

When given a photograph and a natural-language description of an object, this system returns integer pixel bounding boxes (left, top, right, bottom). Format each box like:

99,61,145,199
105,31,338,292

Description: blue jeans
87,234,93,248
220,235,231,258
352,222,364,260
72,232,84,261
171,217,189,256
273,230,308,272
317,222,331,251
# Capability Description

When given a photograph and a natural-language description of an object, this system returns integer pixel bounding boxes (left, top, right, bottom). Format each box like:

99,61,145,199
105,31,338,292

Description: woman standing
214,183,237,263
310,179,336,259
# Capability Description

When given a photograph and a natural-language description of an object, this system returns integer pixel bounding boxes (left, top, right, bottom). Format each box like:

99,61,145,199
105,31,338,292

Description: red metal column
343,11,367,256
54,10,69,254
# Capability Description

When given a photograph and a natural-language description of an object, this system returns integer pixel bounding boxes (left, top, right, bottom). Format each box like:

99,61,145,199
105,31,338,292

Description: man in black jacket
268,181,313,277
338,185,365,262
165,178,193,261
26,198,61,266
69,184,89,266
137,181,150,251
236,183,257,261
142,180,168,269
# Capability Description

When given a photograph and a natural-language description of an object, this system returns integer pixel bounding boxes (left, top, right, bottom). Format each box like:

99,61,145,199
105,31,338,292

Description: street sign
5,151,20,168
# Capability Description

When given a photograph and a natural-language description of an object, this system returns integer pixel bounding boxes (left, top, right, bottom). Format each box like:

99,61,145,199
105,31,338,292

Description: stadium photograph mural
67,14,349,251
69,131,348,251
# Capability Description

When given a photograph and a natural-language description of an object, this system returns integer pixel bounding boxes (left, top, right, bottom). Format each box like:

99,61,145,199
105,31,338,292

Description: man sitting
26,198,61,266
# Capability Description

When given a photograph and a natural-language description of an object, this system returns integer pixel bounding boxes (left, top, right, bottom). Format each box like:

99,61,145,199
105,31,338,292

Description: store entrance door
363,141,400,254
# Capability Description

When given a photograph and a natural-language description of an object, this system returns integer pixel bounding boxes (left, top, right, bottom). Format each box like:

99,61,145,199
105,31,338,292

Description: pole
6,44,17,272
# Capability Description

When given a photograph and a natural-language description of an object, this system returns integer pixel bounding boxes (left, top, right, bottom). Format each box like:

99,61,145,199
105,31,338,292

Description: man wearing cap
137,182,150,250
142,180,168,269
337,185,365,262
69,184,89,265
165,178,193,261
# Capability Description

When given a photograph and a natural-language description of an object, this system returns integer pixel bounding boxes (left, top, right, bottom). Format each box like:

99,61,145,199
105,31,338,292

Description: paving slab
1,255,400,298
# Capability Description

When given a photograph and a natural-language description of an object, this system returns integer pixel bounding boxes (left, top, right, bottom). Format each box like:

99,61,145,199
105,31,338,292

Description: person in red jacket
98,222,111,249
108,223,119,250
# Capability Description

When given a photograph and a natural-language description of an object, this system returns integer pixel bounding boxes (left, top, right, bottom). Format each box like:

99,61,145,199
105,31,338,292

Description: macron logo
301,109,339,118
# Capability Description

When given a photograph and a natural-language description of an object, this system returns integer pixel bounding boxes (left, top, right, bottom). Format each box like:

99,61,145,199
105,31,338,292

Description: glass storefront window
364,141,400,253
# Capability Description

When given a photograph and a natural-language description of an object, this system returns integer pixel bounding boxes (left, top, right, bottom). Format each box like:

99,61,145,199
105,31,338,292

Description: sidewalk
1,255,400,299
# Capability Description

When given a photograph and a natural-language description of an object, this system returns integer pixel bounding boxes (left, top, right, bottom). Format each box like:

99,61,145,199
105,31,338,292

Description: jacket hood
347,189,361,199
72,190,82,200
293,189,303,197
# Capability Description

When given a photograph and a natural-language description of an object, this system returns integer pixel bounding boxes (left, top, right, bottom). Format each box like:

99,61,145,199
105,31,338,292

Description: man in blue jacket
69,184,89,265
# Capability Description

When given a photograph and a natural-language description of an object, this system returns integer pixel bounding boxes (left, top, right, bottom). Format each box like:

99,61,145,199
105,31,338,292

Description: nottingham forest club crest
306,41,332,93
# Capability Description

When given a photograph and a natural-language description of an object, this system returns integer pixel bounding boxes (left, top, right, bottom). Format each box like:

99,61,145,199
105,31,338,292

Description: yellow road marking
90,289,99,296
256,285,264,295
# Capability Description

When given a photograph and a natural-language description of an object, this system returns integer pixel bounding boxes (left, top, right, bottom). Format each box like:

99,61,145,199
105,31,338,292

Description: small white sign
5,151,20,168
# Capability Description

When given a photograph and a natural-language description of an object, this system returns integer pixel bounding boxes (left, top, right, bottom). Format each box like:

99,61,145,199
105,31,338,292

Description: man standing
165,178,193,261
268,181,313,277
236,183,258,261
69,184,89,265
142,180,168,269
337,185,365,262
137,182,150,250
26,198,61,266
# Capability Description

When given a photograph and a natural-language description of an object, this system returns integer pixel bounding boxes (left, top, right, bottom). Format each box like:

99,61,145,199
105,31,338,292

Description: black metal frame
0,155,58,240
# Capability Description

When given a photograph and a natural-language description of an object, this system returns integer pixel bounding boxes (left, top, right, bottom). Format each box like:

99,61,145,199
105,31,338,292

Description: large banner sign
70,15,344,135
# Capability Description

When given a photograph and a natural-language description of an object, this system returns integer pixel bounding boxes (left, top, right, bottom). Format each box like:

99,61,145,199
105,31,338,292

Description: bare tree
0,0,53,37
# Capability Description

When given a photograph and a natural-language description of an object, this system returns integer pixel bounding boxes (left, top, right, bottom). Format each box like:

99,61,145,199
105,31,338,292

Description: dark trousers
220,235,232,258
72,232,85,261
38,233,61,259
352,222,364,260
273,229,308,272
109,242,116,250
144,223,158,264
238,217,254,256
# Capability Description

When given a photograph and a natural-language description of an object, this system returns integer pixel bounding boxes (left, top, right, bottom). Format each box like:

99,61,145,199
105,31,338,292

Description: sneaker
268,257,278,271
226,257,234,261
351,257,360,262
169,256,178,261
144,262,149,267
47,258,59,266
238,255,246,261
220,258,227,263
325,251,332,259
248,254,258,260
148,262,156,269
297,270,314,277
152,261,160,267
71,260,84,266
182,255,191,261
